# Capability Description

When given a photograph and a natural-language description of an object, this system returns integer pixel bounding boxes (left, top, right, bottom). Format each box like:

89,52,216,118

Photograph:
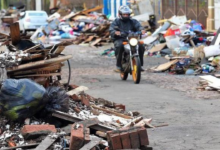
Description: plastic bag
44,86,69,112
0,79,47,120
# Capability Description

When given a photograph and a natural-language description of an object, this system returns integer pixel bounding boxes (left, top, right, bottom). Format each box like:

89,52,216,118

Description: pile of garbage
31,5,111,48
143,15,219,75
0,2,25,26
0,78,153,150
0,22,73,87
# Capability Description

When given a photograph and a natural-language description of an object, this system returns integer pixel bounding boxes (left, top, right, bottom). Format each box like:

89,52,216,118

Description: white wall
215,0,220,29
36,0,42,10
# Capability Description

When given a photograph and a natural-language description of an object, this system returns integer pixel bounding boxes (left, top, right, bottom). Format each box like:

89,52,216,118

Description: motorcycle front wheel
132,57,141,84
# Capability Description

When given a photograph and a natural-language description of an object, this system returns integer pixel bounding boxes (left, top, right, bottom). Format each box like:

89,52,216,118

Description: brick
81,95,90,106
71,94,81,102
69,84,79,89
114,104,125,111
70,124,84,150
138,128,149,146
21,125,56,139
107,132,122,150
120,132,131,149
129,129,140,148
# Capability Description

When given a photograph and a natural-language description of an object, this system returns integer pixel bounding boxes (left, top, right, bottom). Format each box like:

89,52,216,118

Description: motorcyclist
109,5,146,73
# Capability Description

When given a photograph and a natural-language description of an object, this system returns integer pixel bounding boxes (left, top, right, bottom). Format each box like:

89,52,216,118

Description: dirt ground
62,44,220,150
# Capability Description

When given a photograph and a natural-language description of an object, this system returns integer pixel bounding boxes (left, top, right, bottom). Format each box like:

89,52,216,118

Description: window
28,13,45,16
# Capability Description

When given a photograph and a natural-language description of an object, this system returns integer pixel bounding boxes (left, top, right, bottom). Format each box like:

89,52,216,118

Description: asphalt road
63,44,220,150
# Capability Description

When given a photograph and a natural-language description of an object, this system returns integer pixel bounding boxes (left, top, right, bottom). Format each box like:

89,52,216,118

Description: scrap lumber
7,55,72,72
91,105,132,119
81,5,104,15
151,59,179,72
13,73,61,78
148,43,167,53
34,135,58,150
11,63,63,76
23,44,41,53
124,117,143,127
1,143,39,150
67,86,89,96
10,22,21,45
90,38,102,47
52,110,114,132
79,136,102,150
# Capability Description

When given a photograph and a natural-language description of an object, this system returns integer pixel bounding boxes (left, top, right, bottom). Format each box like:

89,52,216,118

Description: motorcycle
114,27,144,84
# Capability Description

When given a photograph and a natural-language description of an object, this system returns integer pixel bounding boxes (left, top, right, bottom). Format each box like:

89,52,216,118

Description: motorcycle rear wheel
132,57,141,84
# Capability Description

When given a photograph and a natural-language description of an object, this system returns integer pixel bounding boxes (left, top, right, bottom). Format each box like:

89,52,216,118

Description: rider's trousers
114,39,145,67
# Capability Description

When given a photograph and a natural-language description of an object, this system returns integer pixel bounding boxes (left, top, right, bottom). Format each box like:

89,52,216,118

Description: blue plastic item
0,79,47,120
61,33,70,39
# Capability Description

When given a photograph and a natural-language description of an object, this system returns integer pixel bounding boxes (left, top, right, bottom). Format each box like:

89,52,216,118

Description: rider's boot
114,66,123,73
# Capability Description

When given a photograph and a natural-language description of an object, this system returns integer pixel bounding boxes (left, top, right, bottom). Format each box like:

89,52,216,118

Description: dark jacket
109,18,143,42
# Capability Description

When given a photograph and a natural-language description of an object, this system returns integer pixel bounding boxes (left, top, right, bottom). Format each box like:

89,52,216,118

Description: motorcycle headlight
129,38,138,46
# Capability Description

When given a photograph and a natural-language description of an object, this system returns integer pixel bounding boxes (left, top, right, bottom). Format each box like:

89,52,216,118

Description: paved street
63,45,220,150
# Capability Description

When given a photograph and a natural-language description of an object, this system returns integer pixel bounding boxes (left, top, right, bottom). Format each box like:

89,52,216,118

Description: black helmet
118,5,131,21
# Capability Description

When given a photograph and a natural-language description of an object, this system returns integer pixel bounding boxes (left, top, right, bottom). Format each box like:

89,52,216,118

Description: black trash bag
0,79,48,121
44,87,69,113
15,40,36,51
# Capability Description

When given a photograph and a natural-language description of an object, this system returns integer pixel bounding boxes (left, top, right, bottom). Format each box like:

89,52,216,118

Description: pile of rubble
0,22,74,86
0,21,153,150
143,15,220,75
0,80,153,150
31,5,111,48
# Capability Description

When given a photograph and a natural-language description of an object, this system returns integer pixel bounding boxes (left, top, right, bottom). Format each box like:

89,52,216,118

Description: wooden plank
7,55,72,73
123,117,143,127
10,22,21,45
62,118,100,134
14,73,61,78
22,54,45,61
81,5,104,14
67,86,89,96
26,49,50,54
152,60,178,72
34,135,58,150
52,111,114,132
11,63,63,75
149,43,167,53
79,136,101,150
23,44,41,53
84,36,95,43
91,105,132,119
1,143,39,150
51,46,66,54
90,38,102,47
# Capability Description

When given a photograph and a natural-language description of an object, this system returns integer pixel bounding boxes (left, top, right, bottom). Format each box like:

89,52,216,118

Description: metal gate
162,0,208,27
